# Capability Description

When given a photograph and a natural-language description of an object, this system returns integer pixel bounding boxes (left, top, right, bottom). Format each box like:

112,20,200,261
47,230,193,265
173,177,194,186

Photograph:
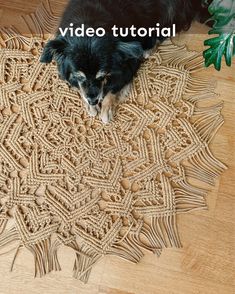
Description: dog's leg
100,92,117,124
143,46,157,59
118,83,131,102
143,38,165,59
85,102,100,117
79,87,100,117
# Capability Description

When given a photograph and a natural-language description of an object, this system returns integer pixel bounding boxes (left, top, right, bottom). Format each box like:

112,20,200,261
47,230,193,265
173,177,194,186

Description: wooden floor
0,1,234,294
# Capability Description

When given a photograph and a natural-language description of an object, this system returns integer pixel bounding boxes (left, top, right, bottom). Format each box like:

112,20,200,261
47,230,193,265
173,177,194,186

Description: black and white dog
41,0,210,123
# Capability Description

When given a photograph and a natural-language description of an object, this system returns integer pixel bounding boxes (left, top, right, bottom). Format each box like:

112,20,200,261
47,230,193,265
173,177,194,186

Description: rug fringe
10,244,23,271
157,214,181,248
194,102,224,116
139,214,181,249
0,0,58,50
0,27,32,50
159,40,204,72
186,145,226,185
0,219,8,235
194,106,224,144
22,0,59,38
158,42,228,187
174,186,207,212
0,226,19,248
110,235,144,263
0,224,22,271
27,237,61,277
174,179,207,213
113,213,181,259
186,76,216,94
68,241,101,283
187,92,220,103
176,178,207,195
128,221,165,253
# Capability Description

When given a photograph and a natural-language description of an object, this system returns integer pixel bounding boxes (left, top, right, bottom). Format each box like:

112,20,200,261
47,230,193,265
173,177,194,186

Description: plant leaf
225,34,234,65
204,0,235,70
209,0,235,16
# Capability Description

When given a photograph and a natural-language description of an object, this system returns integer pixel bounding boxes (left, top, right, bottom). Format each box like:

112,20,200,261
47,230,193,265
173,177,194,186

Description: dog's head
40,35,143,105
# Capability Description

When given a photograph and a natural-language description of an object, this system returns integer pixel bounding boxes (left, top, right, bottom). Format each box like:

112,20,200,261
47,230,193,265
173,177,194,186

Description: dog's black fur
41,0,211,115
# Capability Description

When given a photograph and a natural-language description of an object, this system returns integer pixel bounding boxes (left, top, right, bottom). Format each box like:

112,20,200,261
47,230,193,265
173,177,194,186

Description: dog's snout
86,87,100,105
87,98,99,105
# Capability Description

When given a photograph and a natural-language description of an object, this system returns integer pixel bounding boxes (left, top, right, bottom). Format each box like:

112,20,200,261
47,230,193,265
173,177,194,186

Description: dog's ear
40,38,68,63
117,41,143,59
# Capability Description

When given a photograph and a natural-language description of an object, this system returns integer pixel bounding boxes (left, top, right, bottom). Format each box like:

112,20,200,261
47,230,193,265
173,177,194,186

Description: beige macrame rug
0,2,226,283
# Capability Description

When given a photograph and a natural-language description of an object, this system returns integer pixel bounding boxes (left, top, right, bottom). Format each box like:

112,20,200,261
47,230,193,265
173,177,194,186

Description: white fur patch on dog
118,83,132,102
100,92,117,124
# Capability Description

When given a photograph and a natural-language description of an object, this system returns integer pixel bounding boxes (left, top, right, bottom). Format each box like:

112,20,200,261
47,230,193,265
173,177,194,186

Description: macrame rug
0,1,226,283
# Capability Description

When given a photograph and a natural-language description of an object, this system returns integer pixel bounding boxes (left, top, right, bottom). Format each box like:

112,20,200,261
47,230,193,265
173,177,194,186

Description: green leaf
204,35,224,46
209,0,235,16
204,37,225,70
204,0,235,70
225,34,234,65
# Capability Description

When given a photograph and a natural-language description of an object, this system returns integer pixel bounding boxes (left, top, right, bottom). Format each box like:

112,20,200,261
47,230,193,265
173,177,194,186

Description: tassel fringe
27,238,61,277
0,219,8,235
0,227,19,248
68,241,102,283
21,0,59,38
184,145,226,185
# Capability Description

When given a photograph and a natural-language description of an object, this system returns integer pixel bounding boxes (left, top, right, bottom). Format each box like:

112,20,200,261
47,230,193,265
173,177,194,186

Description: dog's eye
70,72,86,84
81,80,87,87
77,76,86,83
96,76,105,82
72,71,87,83
96,73,111,82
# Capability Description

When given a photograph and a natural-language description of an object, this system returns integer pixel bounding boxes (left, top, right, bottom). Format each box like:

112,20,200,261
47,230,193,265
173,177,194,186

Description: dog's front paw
100,93,117,124
143,44,158,59
86,103,100,117
100,104,114,124
143,49,152,59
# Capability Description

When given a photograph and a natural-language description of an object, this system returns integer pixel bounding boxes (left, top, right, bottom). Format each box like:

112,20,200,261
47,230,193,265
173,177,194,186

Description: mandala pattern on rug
0,3,226,282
